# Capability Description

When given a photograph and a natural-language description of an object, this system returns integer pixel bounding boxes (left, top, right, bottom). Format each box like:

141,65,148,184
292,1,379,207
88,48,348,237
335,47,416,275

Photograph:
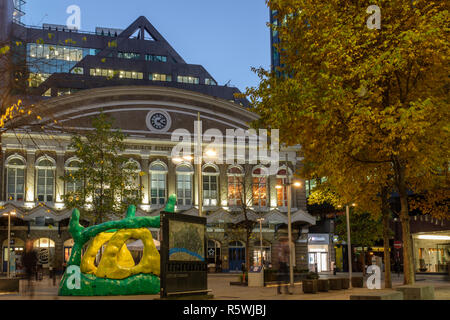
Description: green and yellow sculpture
59,195,176,296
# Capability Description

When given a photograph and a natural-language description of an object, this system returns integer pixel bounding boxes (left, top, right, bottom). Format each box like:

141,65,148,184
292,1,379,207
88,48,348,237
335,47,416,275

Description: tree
61,114,142,224
225,165,270,272
335,211,384,276
247,0,449,284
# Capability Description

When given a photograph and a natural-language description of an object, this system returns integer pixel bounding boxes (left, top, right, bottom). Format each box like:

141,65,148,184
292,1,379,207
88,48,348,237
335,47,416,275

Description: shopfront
2,238,25,274
413,231,450,274
308,233,330,273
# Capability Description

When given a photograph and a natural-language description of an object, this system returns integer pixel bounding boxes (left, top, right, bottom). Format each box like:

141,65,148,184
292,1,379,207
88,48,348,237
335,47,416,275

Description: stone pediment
262,209,288,225
292,209,316,226
0,203,25,219
206,208,233,224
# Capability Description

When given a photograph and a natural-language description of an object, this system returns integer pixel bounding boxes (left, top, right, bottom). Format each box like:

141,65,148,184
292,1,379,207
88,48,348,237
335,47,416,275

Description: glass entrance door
309,252,329,272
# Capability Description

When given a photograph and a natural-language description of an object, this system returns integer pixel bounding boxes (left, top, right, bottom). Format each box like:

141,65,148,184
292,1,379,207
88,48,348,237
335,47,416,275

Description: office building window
118,52,141,59
145,54,167,62
177,76,199,84
205,78,217,86
90,68,143,79
6,156,26,202
149,73,172,82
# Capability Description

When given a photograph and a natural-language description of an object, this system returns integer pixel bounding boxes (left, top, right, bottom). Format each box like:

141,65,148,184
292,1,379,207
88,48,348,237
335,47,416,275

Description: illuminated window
65,159,83,193
252,167,268,208
276,169,289,208
205,78,217,86
203,165,219,206
228,166,244,206
36,157,56,203
177,76,199,84
150,162,168,206
149,73,172,82
6,156,26,202
176,164,193,207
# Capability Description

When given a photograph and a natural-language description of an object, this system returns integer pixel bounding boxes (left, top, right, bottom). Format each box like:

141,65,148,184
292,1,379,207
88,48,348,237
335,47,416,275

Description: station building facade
0,2,316,274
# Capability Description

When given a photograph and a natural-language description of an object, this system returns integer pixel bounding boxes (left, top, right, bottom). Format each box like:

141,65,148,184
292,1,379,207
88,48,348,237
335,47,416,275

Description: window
276,168,290,208
228,166,243,206
207,240,221,264
36,157,56,203
203,165,219,206
176,164,193,207
149,73,172,82
252,167,268,208
145,54,167,62
6,156,26,201
118,52,141,60
177,75,199,84
205,78,217,86
65,159,83,193
90,68,143,79
150,162,167,206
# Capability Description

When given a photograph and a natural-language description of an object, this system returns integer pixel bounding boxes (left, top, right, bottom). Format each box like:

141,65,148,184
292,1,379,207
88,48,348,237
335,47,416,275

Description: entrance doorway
228,241,245,272
308,252,329,272
2,238,25,273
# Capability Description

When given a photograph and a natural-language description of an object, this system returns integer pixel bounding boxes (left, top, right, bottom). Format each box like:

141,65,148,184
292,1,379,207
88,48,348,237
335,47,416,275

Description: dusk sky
22,0,271,92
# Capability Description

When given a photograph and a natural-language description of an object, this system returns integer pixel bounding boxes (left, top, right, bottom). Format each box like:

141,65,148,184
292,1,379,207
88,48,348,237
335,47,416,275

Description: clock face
150,113,168,130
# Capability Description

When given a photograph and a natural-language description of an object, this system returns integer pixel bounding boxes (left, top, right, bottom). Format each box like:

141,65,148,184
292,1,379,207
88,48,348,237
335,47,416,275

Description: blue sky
22,0,271,92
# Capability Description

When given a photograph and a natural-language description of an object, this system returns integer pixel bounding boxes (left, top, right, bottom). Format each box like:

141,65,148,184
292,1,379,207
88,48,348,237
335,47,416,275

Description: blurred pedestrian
21,241,37,297
277,237,290,294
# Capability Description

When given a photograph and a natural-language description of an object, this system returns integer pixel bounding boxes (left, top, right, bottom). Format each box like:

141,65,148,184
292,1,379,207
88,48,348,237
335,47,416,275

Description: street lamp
277,178,302,291
3,211,16,278
345,203,356,288
256,218,265,267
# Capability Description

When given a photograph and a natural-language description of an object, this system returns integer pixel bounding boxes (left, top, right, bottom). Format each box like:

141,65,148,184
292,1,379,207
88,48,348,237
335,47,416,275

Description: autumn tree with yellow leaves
247,0,449,285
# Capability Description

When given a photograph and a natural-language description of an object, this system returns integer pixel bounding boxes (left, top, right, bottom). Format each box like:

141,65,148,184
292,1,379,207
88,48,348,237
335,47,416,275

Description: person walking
277,237,291,294
21,241,38,298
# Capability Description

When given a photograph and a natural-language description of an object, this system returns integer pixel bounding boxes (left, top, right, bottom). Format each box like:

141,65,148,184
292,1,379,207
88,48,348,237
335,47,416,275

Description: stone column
219,164,228,207
140,155,150,205
167,158,176,200
54,235,64,270
55,151,65,204
25,149,36,203
269,175,277,209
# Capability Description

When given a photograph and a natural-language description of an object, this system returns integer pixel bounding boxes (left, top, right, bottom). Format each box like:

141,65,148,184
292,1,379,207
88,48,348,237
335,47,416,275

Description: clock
146,110,171,132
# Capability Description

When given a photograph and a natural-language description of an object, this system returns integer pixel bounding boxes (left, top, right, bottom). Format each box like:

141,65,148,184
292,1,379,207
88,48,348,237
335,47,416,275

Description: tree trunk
394,159,415,285
362,247,366,276
381,187,392,289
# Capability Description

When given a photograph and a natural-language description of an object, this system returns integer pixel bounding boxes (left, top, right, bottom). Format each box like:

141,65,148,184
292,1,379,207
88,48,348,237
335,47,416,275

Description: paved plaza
0,273,449,300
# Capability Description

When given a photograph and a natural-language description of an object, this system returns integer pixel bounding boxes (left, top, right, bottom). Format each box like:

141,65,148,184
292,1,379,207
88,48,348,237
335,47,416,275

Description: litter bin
248,266,264,287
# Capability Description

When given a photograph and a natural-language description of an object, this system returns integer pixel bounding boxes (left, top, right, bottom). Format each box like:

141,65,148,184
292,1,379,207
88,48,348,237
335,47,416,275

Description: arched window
203,164,219,206
176,163,193,207
6,156,26,201
124,159,141,188
36,157,56,203
276,168,291,208
227,166,244,206
65,158,83,193
150,161,168,206
252,167,268,208
207,239,221,265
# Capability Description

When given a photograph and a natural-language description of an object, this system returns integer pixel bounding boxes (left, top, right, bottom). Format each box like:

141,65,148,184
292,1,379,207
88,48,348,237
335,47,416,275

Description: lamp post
257,218,265,267
277,177,302,291
345,203,356,288
172,131,217,218
3,211,16,278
